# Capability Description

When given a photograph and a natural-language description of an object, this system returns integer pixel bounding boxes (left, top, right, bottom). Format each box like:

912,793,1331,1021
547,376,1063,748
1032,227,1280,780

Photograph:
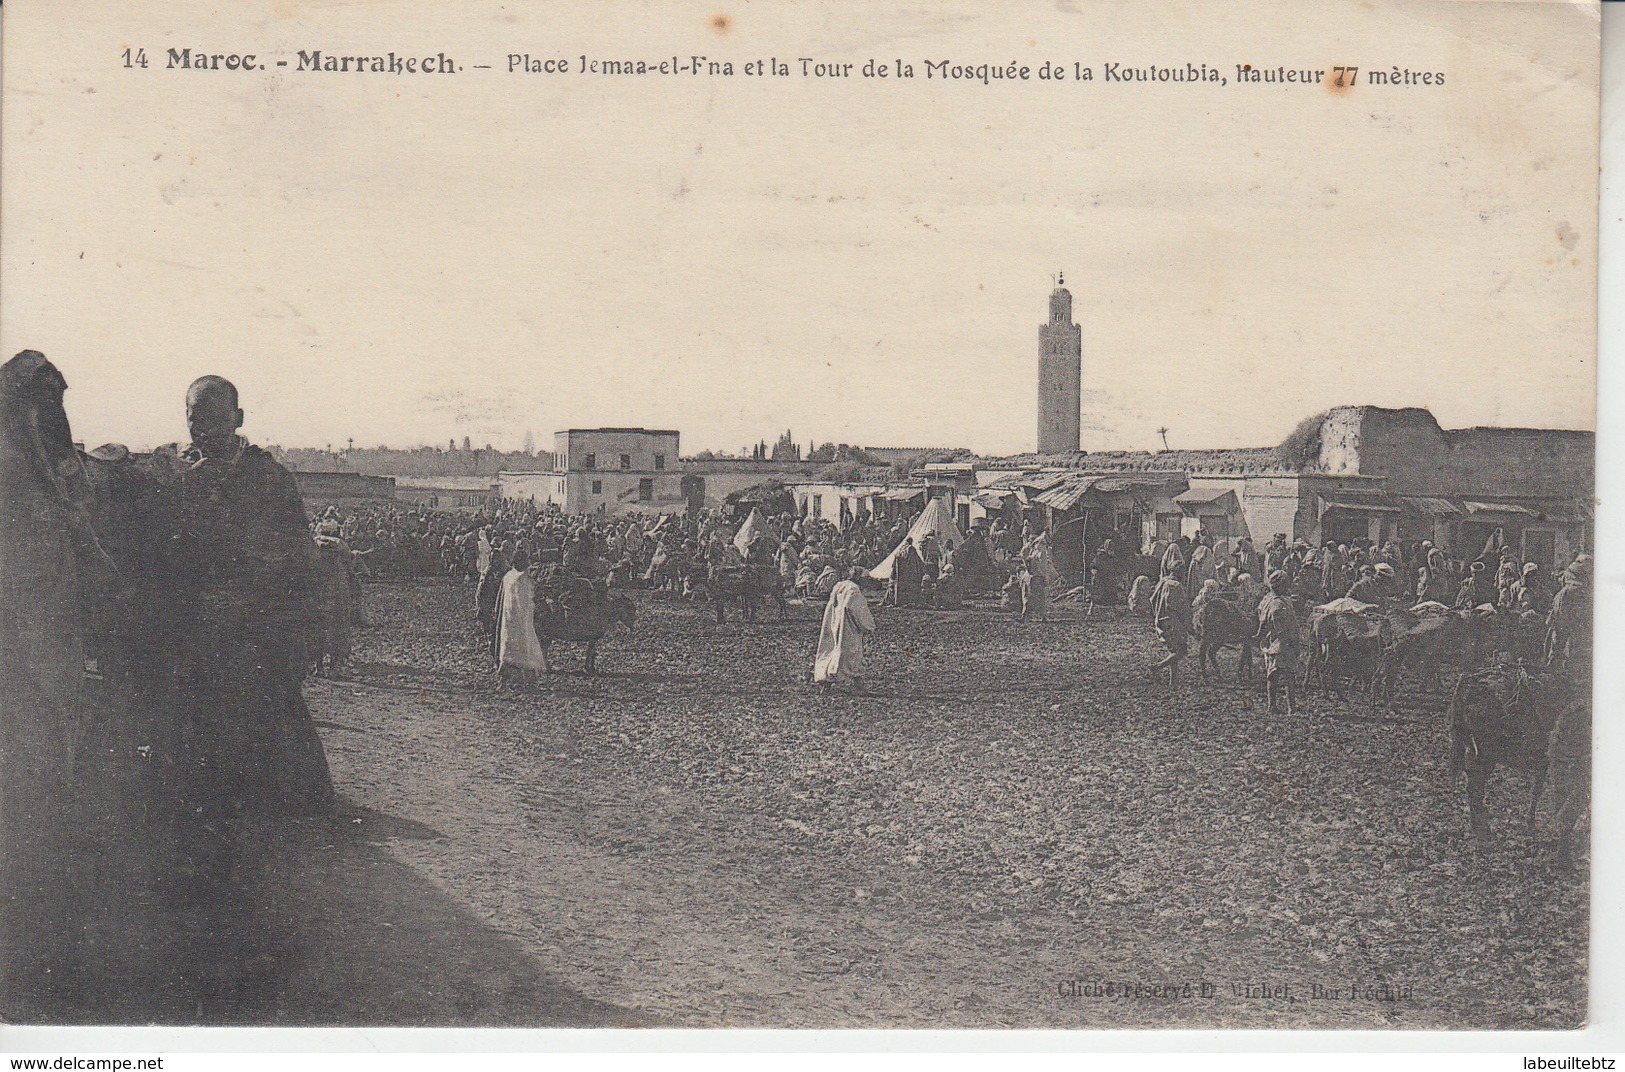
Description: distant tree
889,453,923,478
832,443,879,465
462,436,472,452
807,442,836,463
692,449,718,462
816,462,863,483
523,429,536,455
770,429,801,462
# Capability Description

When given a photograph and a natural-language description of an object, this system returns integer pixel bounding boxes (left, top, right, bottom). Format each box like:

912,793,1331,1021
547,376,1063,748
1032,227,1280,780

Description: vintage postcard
0,0,1600,1035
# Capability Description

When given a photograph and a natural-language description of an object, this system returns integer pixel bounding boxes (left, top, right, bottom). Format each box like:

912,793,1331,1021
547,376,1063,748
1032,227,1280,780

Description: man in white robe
497,556,548,682
812,569,876,688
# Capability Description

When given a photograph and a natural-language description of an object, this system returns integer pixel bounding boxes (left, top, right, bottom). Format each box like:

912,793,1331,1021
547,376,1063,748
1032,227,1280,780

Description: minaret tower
1037,273,1083,453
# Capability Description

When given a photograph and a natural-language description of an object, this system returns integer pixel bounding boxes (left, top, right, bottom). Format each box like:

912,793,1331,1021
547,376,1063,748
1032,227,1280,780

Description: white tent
867,497,965,581
733,508,777,556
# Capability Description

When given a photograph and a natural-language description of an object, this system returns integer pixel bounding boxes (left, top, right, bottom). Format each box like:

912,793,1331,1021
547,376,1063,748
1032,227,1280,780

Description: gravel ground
300,578,1587,1029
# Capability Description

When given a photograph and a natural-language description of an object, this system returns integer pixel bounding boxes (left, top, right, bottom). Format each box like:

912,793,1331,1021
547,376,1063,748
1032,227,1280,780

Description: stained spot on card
711,14,731,34
1556,222,1579,252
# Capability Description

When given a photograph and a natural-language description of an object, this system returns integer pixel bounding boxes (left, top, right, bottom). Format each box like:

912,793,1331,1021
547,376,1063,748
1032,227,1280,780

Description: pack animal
704,563,784,623
532,590,635,674
1374,605,1507,707
1447,660,1572,845
1192,597,1255,682
1301,606,1382,704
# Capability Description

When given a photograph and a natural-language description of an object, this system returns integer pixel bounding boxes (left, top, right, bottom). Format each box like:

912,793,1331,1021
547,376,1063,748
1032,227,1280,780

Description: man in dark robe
148,376,335,868
890,536,925,608
951,525,997,594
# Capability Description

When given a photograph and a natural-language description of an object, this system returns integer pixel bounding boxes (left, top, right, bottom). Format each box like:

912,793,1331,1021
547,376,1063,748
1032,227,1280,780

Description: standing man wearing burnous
149,376,336,875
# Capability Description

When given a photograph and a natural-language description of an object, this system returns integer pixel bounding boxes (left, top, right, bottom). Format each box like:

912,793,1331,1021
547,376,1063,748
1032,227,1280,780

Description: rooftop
559,427,681,437
987,446,1291,476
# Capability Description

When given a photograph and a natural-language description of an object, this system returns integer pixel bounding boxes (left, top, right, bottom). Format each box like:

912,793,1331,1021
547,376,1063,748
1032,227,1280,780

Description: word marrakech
158,49,460,73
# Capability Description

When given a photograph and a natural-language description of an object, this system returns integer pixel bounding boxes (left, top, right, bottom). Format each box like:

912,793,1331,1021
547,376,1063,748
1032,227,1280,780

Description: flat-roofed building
502,428,684,514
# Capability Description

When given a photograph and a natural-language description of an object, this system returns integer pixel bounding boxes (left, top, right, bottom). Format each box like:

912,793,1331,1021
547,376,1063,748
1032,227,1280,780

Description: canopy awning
1092,473,1186,494
1317,492,1400,514
1015,473,1072,495
1463,500,1538,517
972,489,1015,509
881,487,927,502
1034,475,1099,512
1399,496,1461,517
981,472,1040,491
1174,487,1239,512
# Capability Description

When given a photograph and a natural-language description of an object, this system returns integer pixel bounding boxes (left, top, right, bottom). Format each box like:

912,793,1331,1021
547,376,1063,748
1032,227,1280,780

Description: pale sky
1,0,1600,456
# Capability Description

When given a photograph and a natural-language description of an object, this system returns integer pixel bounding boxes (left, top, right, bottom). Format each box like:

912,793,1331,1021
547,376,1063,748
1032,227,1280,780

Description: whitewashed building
500,428,685,514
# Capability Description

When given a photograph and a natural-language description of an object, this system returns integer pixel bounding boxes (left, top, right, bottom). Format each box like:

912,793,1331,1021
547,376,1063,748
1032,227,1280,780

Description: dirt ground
7,576,1584,1029
278,578,1587,1030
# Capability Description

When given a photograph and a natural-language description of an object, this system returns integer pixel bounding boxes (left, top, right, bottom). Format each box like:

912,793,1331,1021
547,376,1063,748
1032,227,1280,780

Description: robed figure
496,557,548,680
149,377,336,861
813,574,877,687
0,351,122,1015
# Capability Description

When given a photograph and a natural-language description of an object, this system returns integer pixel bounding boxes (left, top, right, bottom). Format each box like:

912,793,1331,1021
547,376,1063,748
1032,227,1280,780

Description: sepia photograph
0,0,1603,1039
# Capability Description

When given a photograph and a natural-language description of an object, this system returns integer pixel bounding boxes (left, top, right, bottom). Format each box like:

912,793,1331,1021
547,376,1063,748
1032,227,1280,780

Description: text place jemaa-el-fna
0,279,1592,1029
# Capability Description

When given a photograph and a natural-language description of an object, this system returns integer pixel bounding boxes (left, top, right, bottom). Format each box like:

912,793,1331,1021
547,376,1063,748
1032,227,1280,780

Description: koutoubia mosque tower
1037,274,1083,453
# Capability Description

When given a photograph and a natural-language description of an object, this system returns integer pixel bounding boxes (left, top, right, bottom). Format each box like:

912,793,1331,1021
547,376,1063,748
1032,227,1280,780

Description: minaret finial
1058,271,1065,287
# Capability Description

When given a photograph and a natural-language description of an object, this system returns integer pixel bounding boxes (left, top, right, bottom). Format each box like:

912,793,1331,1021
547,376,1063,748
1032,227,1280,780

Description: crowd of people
301,494,1594,713
296,494,1103,694
1131,529,1594,715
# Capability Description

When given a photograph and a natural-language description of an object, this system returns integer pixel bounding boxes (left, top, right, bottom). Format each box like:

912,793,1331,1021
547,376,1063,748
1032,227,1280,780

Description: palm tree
1156,427,1170,452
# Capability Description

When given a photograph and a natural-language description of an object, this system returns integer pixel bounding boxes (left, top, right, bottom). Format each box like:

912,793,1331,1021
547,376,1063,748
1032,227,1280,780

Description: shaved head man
145,373,335,890
184,375,244,457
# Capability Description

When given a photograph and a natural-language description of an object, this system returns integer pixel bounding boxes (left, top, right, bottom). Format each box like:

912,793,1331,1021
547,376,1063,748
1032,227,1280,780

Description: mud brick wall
1316,406,1592,499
